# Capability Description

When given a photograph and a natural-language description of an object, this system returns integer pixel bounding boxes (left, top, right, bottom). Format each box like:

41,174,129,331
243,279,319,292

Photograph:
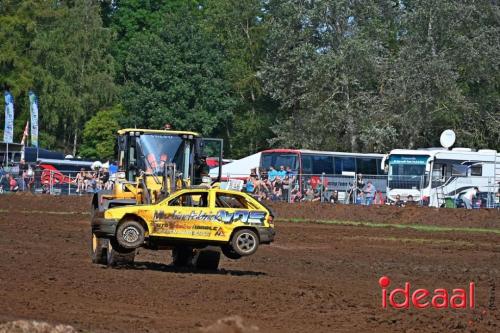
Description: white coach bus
384,148,500,207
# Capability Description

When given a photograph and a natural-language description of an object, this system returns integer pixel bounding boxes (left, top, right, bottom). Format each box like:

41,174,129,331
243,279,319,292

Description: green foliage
201,0,275,157
261,0,500,152
0,0,116,154
80,105,124,160
119,3,236,138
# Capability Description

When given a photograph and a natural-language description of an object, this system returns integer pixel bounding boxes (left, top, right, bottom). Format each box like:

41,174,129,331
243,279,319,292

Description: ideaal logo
379,276,475,309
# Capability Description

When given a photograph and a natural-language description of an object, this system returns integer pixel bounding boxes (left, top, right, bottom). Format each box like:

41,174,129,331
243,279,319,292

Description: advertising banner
29,91,39,147
3,91,14,143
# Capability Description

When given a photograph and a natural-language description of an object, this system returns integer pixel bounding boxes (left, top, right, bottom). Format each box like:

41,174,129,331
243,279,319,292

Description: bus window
261,152,299,171
356,158,377,175
301,155,313,174
335,157,355,174
311,155,334,174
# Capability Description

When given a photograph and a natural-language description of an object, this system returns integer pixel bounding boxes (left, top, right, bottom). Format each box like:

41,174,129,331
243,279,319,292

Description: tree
261,0,385,152
31,0,116,155
201,0,276,157
120,4,236,139
80,105,123,160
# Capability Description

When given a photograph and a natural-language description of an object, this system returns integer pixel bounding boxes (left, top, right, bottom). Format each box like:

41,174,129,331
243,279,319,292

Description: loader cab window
137,134,184,175
169,192,208,207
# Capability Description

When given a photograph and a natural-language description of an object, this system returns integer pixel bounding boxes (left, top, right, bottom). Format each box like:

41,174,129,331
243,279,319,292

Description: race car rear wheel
231,229,259,256
91,233,108,265
116,220,145,249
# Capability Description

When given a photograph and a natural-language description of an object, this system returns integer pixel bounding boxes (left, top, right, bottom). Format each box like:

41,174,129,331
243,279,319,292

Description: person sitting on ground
272,176,283,201
302,187,315,201
394,194,405,207
405,194,417,206
329,190,339,204
9,174,18,192
290,184,302,202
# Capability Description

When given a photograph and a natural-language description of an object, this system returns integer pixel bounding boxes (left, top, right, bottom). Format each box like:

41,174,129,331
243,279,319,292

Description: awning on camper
209,152,261,179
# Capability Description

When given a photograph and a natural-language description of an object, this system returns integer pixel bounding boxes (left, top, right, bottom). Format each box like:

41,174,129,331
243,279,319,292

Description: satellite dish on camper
440,129,456,148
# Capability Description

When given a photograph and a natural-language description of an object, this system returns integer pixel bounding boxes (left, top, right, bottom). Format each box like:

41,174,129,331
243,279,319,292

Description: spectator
100,167,110,190
76,168,85,193
363,181,376,205
18,159,28,191
277,165,287,179
394,194,405,207
329,190,339,204
356,174,365,196
268,166,279,182
405,194,417,206
272,176,283,201
9,174,18,192
303,187,315,201
245,176,255,194
286,166,297,183
290,184,302,202
25,164,34,191
282,175,291,202
461,187,479,209
109,161,118,175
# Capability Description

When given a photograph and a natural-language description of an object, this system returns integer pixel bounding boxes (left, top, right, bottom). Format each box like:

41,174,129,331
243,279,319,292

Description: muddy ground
0,194,498,332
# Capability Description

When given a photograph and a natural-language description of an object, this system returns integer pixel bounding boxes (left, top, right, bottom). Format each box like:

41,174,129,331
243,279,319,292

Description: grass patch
342,235,477,247
277,218,500,235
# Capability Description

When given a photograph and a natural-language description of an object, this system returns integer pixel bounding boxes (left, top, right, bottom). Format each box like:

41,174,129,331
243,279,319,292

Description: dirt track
0,194,499,332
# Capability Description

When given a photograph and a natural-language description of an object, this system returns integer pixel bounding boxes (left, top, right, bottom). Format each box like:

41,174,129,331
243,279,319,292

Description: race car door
150,191,218,240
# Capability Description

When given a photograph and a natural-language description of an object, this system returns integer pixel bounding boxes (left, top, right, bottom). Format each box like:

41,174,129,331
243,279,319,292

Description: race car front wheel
116,220,145,249
231,229,259,256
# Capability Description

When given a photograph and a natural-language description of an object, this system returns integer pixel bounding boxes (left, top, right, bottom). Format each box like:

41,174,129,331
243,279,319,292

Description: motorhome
384,148,500,207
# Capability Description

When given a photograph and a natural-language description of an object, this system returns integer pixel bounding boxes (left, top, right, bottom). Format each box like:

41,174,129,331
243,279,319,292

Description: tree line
1,0,498,160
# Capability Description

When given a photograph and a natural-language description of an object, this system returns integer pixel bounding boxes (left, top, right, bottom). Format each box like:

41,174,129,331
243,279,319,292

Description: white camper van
384,148,499,207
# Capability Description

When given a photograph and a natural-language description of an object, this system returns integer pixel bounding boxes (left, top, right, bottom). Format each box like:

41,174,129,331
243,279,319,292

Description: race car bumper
256,227,275,244
92,217,118,237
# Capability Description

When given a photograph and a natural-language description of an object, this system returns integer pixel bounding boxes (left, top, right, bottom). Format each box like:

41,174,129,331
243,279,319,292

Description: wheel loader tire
231,229,259,256
221,245,242,260
193,249,220,271
172,246,194,267
116,220,145,249
107,240,136,267
91,233,109,265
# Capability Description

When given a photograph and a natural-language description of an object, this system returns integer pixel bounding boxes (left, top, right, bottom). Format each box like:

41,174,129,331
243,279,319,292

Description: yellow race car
91,188,275,270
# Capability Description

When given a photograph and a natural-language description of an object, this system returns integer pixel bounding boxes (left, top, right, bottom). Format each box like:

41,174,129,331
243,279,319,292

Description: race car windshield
137,134,184,174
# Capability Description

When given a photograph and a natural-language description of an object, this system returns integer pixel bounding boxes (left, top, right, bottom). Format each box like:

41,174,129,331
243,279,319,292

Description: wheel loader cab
93,129,223,211
117,129,200,183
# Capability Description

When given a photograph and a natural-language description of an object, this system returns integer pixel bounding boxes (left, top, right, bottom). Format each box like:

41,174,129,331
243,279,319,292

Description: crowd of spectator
0,160,115,194
243,167,383,205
